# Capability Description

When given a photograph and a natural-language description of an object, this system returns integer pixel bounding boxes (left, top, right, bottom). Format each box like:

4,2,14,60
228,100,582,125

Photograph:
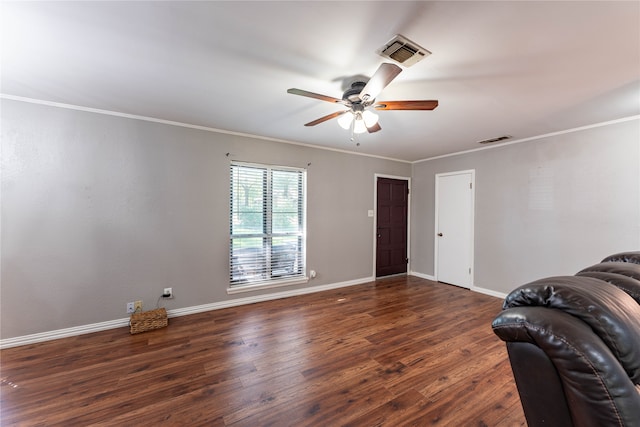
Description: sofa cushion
577,261,640,304
578,261,640,281
602,251,640,265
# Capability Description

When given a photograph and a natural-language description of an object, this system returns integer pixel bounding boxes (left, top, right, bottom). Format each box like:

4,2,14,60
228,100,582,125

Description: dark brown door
376,177,408,277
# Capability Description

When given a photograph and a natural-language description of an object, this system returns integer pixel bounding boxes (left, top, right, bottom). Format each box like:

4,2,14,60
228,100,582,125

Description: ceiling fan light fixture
353,115,367,134
362,110,379,127
337,112,354,130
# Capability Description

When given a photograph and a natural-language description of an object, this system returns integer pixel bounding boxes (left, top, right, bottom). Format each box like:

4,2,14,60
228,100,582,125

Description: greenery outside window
229,162,306,288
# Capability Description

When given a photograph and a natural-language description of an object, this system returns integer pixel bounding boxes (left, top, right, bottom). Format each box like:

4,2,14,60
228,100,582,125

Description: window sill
226,277,309,294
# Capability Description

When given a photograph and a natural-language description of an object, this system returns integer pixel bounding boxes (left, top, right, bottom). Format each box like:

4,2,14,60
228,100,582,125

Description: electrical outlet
163,287,173,299
126,302,135,314
134,300,143,312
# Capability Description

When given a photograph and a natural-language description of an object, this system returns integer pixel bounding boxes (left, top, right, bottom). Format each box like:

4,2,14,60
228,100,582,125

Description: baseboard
409,271,436,281
472,285,507,300
0,318,130,349
167,276,374,318
0,276,374,349
409,271,506,300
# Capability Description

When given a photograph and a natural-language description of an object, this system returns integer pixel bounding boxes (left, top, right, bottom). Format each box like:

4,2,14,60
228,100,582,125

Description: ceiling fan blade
358,63,402,103
366,122,382,133
287,88,344,104
304,110,348,126
374,100,439,110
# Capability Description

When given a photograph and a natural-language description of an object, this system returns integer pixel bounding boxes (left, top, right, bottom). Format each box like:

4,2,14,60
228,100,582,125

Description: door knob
437,233,443,237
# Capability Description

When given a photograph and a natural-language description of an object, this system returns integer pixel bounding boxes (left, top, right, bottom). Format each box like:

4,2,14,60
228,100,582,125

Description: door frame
434,169,475,288
373,173,411,278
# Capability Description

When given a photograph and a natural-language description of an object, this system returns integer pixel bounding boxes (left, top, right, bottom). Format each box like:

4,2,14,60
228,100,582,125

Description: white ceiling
2,1,639,162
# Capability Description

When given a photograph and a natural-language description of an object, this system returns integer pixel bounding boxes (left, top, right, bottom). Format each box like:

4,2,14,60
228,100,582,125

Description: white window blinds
229,162,306,286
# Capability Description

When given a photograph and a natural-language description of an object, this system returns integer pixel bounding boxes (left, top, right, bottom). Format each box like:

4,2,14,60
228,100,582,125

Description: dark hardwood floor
1,276,525,426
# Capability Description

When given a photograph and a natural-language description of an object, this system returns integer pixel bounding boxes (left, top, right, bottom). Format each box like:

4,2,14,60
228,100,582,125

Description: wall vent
377,34,431,67
477,135,512,144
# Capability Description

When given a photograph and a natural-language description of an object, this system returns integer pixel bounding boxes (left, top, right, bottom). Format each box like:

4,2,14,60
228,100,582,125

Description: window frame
228,161,307,293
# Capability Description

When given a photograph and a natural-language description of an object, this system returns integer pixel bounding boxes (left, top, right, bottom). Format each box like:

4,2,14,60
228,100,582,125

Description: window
229,162,306,288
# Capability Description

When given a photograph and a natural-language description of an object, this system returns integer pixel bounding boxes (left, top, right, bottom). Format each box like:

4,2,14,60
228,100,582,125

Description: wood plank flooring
0,276,525,426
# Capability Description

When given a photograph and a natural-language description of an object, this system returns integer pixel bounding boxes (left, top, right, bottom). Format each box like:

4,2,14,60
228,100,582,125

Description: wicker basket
129,307,168,334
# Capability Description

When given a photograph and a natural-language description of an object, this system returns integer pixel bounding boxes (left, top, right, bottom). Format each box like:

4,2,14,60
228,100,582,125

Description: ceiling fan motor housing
343,81,368,103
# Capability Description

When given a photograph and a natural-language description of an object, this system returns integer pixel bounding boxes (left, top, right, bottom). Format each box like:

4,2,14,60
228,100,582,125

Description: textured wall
1,99,411,339
411,119,640,294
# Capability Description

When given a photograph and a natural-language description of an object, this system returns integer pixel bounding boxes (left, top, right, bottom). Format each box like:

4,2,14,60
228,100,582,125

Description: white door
435,170,475,288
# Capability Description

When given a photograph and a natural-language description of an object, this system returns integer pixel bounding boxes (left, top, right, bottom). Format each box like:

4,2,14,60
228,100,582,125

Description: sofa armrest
506,341,574,427
503,276,640,383
493,306,640,427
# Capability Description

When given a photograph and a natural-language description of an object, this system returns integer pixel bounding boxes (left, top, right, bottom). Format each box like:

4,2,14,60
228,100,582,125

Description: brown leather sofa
492,252,640,427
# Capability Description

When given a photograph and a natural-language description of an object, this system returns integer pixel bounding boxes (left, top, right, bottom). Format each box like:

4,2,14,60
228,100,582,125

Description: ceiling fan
287,63,438,135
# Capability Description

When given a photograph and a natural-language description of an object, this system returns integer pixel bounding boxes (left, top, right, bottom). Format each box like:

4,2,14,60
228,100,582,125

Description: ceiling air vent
377,34,431,67
477,135,512,144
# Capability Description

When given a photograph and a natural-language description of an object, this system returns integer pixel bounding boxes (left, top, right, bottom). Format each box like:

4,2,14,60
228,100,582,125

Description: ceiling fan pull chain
350,124,360,146
350,119,356,142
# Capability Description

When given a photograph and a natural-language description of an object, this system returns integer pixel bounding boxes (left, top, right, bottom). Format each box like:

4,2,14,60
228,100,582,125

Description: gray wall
1,99,411,339
3,97,638,340
411,119,640,295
